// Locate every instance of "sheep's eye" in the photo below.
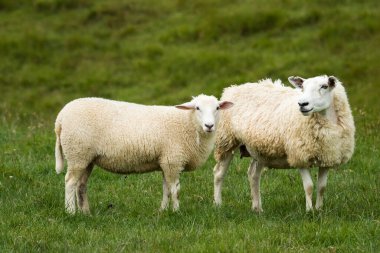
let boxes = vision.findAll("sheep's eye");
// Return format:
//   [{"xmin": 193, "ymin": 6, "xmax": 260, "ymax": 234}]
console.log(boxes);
[
  {"xmin": 196, "ymin": 106, "xmax": 200, "ymax": 110},
  {"xmin": 321, "ymin": 84, "xmax": 328, "ymax": 89},
  {"xmin": 216, "ymin": 106, "xmax": 220, "ymax": 110}
]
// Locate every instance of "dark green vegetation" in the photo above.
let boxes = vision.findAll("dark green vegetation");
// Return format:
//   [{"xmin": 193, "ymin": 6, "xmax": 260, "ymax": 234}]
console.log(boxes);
[{"xmin": 1, "ymin": 0, "xmax": 379, "ymax": 252}]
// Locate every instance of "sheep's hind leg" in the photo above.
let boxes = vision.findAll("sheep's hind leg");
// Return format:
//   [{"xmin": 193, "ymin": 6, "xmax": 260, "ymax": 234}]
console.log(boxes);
[
  {"xmin": 160, "ymin": 173, "xmax": 170, "ymax": 211},
  {"xmin": 65, "ymin": 167, "xmax": 84, "ymax": 214},
  {"xmin": 299, "ymin": 168, "xmax": 314, "ymax": 212},
  {"xmin": 316, "ymin": 167, "xmax": 329, "ymax": 210},
  {"xmin": 76, "ymin": 163, "xmax": 94, "ymax": 215},
  {"xmin": 247, "ymin": 160, "xmax": 263, "ymax": 213},
  {"xmin": 213, "ymin": 152, "xmax": 233, "ymax": 206}
]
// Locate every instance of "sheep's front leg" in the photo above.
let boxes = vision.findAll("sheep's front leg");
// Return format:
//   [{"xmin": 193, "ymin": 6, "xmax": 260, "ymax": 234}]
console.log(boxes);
[
  {"xmin": 247, "ymin": 160, "xmax": 263, "ymax": 213},
  {"xmin": 213, "ymin": 152, "xmax": 233, "ymax": 206},
  {"xmin": 161, "ymin": 165, "xmax": 181, "ymax": 212},
  {"xmin": 169, "ymin": 176, "xmax": 180, "ymax": 212},
  {"xmin": 160, "ymin": 174, "xmax": 170, "ymax": 211},
  {"xmin": 299, "ymin": 168, "xmax": 314, "ymax": 212},
  {"xmin": 316, "ymin": 167, "xmax": 329, "ymax": 210}
]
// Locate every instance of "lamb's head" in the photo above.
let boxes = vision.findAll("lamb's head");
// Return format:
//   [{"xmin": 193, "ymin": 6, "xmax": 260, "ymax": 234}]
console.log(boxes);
[
  {"xmin": 175, "ymin": 94, "xmax": 233, "ymax": 133},
  {"xmin": 288, "ymin": 75, "xmax": 338, "ymax": 116}
]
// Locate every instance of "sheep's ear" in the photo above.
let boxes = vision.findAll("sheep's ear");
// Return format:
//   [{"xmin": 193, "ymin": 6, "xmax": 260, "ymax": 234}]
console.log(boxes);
[
  {"xmin": 328, "ymin": 76, "xmax": 338, "ymax": 88},
  {"xmin": 218, "ymin": 101, "xmax": 234, "ymax": 110},
  {"xmin": 288, "ymin": 76, "xmax": 305, "ymax": 89},
  {"xmin": 175, "ymin": 102, "xmax": 195, "ymax": 110}
]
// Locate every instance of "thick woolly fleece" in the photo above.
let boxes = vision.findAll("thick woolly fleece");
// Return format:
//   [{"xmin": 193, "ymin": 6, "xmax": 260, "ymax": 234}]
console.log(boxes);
[
  {"xmin": 55, "ymin": 96, "xmax": 216, "ymax": 177},
  {"xmin": 215, "ymin": 79, "xmax": 355, "ymax": 168}
]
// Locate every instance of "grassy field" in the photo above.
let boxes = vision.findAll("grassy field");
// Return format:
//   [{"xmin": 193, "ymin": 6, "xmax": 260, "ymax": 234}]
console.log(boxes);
[{"xmin": 1, "ymin": 0, "xmax": 379, "ymax": 252}]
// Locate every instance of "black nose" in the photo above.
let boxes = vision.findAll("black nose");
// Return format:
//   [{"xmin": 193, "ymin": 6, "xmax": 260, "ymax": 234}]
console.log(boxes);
[
  {"xmin": 205, "ymin": 124, "xmax": 214, "ymax": 129},
  {"xmin": 298, "ymin": 102, "xmax": 309, "ymax": 107}
]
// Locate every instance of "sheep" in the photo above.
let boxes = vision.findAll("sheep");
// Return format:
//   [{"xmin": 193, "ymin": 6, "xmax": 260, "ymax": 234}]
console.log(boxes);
[
  {"xmin": 55, "ymin": 95, "xmax": 233, "ymax": 214},
  {"xmin": 213, "ymin": 75, "xmax": 355, "ymax": 212}
]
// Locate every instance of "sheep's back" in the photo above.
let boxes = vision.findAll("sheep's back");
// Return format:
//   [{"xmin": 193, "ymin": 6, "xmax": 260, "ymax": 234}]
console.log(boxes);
[
  {"xmin": 221, "ymin": 83, "xmax": 299, "ymax": 159},
  {"xmin": 57, "ymin": 98, "xmax": 187, "ymax": 170},
  {"xmin": 220, "ymin": 82, "xmax": 355, "ymax": 168}
]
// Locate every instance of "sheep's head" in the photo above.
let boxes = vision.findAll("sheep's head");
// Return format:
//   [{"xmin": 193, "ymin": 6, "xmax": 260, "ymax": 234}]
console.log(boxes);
[
  {"xmin": 175, "ymin": 94, "xmax": 233, "ymax": 133},
  {"xmin": 288, "ymin": 75, "xmax": 338, "ymax": 116}
]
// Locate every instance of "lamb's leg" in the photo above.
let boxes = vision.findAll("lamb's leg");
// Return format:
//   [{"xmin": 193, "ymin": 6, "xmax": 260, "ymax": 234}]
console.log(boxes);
[
  {"xmin": 247, "ymin": 160, "xmax": 263, "ymax": 213},
  {"xmin": 76, "ymin": 163, "xmax": 94, "ymax": 215},
  {"xmin": 316, "ymin": 167, "xmax": 329, "ymax": 210},
  {"xmin": 299, "ymin": 168, "xmax": 314, "ymax": 212},
  {"xmin": 169, "ymin": 176, "xmax": 180, "ymax": 212},
  {"xmin": 160, "ymin": 174, "xmax": 170, "ymax": 211},
  {"xmin": 65, "ymin": 168, "xmax": 83, "ymax": 214},
  {"xmin": 161, "ymin": 165, "xmax": 181, "ymax": 211},
  {"xmin": 213, "ymin": 152, "xmax": 233, "ymax": 206}
]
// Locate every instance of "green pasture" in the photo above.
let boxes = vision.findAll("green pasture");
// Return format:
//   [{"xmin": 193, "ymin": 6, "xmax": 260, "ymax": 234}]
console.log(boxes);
[{"xmin": 0, "ymin": 0, "xmax": 379, "ymax": 252}]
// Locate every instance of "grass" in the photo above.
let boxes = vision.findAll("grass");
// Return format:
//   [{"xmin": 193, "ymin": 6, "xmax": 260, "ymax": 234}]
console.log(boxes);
[{"xmin": 0, "ymin": 0, "xmax": 379, "ymax": 252}]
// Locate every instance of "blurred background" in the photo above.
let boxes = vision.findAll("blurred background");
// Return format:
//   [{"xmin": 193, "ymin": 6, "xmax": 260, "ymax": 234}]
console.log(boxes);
[{"xmin": 0, "ymin": 0, "xmax": 379, "ymax": 124}]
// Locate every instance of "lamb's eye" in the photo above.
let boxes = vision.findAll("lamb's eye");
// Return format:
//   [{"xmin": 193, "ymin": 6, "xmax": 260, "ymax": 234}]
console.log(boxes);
[
  {"xmin": 216, "ymin": 106, "xmax": 220, "ymax": 110},
  {"xmin": 196, "ymin": 106, "xmax": 200, "ymax": 110},
  {"xmin": 321, "ymin": 84, "xmax": 328, "ymax": 89}
]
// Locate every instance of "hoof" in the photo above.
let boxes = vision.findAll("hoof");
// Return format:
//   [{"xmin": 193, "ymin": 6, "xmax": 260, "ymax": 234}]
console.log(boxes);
[
  {"xmin": 252, "ymin": 206, "xmax": 263, "ymax": 213},
  {"xmin": 159, "ymin": 205, "xmax": 169, "ymax": 212},
  {"xmin": 315, "ymin": 206, "xmax": 323, "ymax": 211},
  {"xmin": 65, "ymin": 205, "xmax": 76, "ymax": 215},
  {"xmin": 214, "ymin": 200, "xmax": 222, "ymax": 207},
  {"xmin": 81, "ymin": 210, "xmax": 92, "ymax": 216}
]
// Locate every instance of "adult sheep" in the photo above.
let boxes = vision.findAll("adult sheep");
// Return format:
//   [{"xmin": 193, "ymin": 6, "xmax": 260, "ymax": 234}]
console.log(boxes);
[
  {"xmin": 55, "ymin": 95, "xmax": 233, "ymax": 214},
  {"xmin": 213, "ymin": 75, "xmax": 355, "ymax": 212}
]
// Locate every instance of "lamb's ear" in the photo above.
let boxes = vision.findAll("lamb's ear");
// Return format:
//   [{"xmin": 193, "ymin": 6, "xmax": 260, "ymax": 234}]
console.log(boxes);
[
  {"xmin": 288, "ymin": 76, "xmax": 305, "ymax": 89},
  {"xmin": 218, "ymin": 101, "xmax": 234, "ymax": 110},
  {"xmin": 328, "ymin": 76, "xmax": 338, "ymax": 88},
  {"xmin": 175, "ymin": 102, "xmax": 195, "ymax": 110}
]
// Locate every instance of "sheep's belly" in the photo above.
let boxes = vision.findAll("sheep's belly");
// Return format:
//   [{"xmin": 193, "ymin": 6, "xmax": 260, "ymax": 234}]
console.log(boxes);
[
  {"xmin": 258, "ymin": 156, "xmax": 290, "ymax": 169},
  {"xmin": 246, "ymin": 146, "xmax": 290, "ymax": 169},
  {"xmin": 183, "ymin": 164, "xmax": 197, "ymax": 172},
  {"xmin": 94, "ymin": 157, "xmax": 161, "ymax": 174}
]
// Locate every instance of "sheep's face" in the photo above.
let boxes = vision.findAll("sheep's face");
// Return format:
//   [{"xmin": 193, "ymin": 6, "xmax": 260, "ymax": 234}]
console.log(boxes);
[
  {"xmin": 288, "ymin": 75, "xmax": 338, "ymax": 116},
  {"xmin": 175, "ymin": 95, "xmax": 233, "ymax": 133}
]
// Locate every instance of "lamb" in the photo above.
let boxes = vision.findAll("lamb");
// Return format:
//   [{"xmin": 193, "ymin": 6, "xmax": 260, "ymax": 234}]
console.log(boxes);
[
  {"xmin": 213, "ymin": 75, "xmax": 355, "ymax": 212},
  {"xmin": 55, "ymin": 95, "xmax": 233, "ymax": 214}
]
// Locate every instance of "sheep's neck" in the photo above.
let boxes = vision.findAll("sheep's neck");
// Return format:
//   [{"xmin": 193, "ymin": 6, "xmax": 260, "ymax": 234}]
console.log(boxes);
[
  {"xmin": 197, "ymin": 130, "xmax": 215, "ymax": 144},
  {"xmin": 317, "ymin": 102, "xmax": 337, "ymax": 125},
  {"xmin": 196, "ymin": 129, "xmax": 216, "ymax": 153}
]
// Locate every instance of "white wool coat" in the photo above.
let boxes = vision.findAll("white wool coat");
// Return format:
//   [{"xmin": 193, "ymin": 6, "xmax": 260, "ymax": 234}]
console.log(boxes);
[
  {"xmin": 55, "ymin": 98, "xmax": 215, "ymax": 176},
  {"xmin": 215, "ymin": 79, "xmax": 355, "ymax": 168}
]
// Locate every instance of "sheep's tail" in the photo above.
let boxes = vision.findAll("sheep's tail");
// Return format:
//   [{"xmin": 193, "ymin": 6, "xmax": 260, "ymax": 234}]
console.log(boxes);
[{"xmin": 55, "ymin": 118, "xmax": 64, "ymax": 174}]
